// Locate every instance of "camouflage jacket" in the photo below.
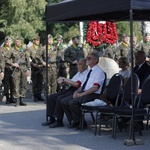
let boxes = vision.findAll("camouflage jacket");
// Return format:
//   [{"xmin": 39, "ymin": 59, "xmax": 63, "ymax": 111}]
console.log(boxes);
[
  {"xmin": 136, "ymin": 41, "xmax": 150, "ymax": 57},
  {"xmin": 0, "ymin": 50, "xmax": 5, "ymax": 72},
  {"xmin": 64, "ymin": 45, "xmax": 84, "ymax": 64},
  {"xmin": 27, "ymin": 44, "xmax": 44, "ymax": 67},
  {"xmin": 115, "ymin": 42, "xmax": 130, "ymax": 61},
  {"xmin": 5, "ymin": 46, "xmax": 30, "ymax": 71}
]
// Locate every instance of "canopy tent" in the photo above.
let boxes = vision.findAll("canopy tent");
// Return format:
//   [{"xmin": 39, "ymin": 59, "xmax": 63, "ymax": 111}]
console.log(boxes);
[
  {"xmin": 46, "ymin": 0, "xmax": 150, "ymax": 22},
  {"xmin": 45, "ymin": 0, "xmax": 150, "ymax": 142}
]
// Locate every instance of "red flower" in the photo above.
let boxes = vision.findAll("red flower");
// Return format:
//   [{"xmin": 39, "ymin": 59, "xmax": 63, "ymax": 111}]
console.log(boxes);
[{"xmin": 86, "ymin": 21, "xmax": 118, "ymax": 47}]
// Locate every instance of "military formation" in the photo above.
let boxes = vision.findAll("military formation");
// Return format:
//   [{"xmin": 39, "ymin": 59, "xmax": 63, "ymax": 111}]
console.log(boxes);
[
  {"xmin": 0, "ymin": 34, "xmax": 85, "ymax": 107},
  {"xmin": 104, "ymin": 33, "xmax": 150, "ymax": 63}
]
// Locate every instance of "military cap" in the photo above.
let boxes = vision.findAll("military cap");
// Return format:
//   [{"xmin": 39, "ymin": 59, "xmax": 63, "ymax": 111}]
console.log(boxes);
[
  {"xmin": 57, "ymin": 34, "xmax": 63, "ymax": 39},
  {"xmin": 144, "ymin": 33, "xmax": 150, "ymax": 36},
  {"xmin": 33, "ymin": 36, "xmax": 40, "ymax": 40},
  {"xmin": 72, "ymin": 35, "xmax": 80, "ymax": 40},
  {"xmin": 48, "ymin": 34, "xmax": 53, "ymax": 38},
  {"xmin": 122, "ymin": 33, "xmax": 129, "ymax": 38},
  {"xmin": 5, "ymin": 36, "xmax": 12, "ymax": 41}
]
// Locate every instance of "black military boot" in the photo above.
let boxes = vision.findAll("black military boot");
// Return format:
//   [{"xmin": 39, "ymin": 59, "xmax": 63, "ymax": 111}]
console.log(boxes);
[
  {"xmin": 5, "ymin": 94, "xmax": 10, "ymax": 104},
  {"xmin": 33, "ymin": 94, "xmax": 39, "ymax": 102},
  {"xmin": 9, "ymin": 96, "xmax": 16, "ymax": 103},
  {"xmin": 15, "ymin": 98, "xmax": 20, "ymax": 107},
  {"xmin": 37, "ymin": 94, "xmax": 45, "ymax": 101},
  {"xmin": 20, "ymin": 97, "xmax": 27, "ymax": 106}
]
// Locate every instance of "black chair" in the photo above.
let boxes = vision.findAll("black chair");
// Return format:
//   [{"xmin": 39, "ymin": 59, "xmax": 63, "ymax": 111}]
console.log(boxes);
[
  {"xmin": 80, "ymin": 72, "xmax": 107, "ymax": 133},
  {"xmin": 95, "ymin": 73, "xmax": 123, "ymax": 136},
  {"xmin": 113, "ymin": 74, "xmax": 146, "ymax": 139}
]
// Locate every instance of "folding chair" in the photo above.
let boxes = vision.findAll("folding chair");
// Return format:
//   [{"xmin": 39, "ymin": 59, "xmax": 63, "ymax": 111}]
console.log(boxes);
[
  {"xmin": 95, "ymin": 73, "xmax": 123, "ymax": 136},
  {"xmin": 80, "ymin": 72, "xmax": 107, "ymax": 133},
  {"xmin": 113, "ymin": 74, "xmax": 147, "ymax": 139}
]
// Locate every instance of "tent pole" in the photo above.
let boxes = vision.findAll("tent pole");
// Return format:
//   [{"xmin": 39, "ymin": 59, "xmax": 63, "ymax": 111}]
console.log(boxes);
[
  {"xmin": 129, "ymin": 8, "xmax": 135, "ymax": 142},
  {"xmin": 46, "ymin": 22, "xmax": 49, "ymax": 121}
]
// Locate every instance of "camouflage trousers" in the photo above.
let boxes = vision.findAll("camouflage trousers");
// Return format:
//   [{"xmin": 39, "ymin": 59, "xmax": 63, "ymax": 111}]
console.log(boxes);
[
  {"xmin": 43, "ymin": 64, "xmax": 57, "ymax": 95},
  {"xmin": 31, "ymin": 67, "xmax": 43, "ymax": 95},
  {"xmin": 2, "ymin": 68, "xmax": 13, "ymax": 98},
  {"xmin": 11, "ymin": 68, "xmax": 27, "ymax": 98}
]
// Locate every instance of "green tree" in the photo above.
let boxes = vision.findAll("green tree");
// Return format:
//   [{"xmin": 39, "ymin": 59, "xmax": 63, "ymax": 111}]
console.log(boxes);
[
  {"xmin": 0, "ymin": 0, "xmax": 46, "ymax": 41},
  {"xmin": 116, "ymin": 21, "xmax": 142, "ymax": 42}
]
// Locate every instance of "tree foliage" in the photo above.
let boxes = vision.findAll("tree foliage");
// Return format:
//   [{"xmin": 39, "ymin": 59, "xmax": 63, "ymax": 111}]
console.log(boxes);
[
  {"xmin": 0, "ymin": 0, "xmax": 46, "ymax": 41},
  {"xmin": 0, "ymin": 0, "xmax": 143, "ymax": 45}
]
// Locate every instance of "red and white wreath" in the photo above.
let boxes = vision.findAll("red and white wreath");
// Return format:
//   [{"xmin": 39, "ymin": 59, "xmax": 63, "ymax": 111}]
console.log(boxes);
[{"xmin": 86, "ymin": 21, "xmax": 118, "ymax": 47}]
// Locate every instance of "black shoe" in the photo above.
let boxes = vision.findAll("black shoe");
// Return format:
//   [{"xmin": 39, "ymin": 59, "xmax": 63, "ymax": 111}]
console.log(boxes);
[
  {"xmin": 49, "ymin": 121, "xmax": 64, "ymax": 128},
  {"xmin": 76, "ymin": 121, "xmax": 87, "ymax": 130},
  {"xmin": 68, "ymin": 122, "xmax": 79, "ymax": 128},
  {"xmin": 15, "ymin": 98, "xmax": 20, "ymax": 107},
  {"xmin": 34, "ymin": 96, "xmax": 39, "ymax": 102},
  {"xmin": 37, "ymin": 95, "xmax": 45, "ymax": 101},
  {"xmin": 42, "ymin": 120, "xmax": 55, "ymax": 126},
  {"xmin": 9, "ymin": 97, "xmax": 16, "ymax": 103}
]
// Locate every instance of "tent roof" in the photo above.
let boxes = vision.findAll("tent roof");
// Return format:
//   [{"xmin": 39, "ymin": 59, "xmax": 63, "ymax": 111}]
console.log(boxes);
[{"xmin": 46, "ymin": 0, "xmax": 150, "ymax": 22}]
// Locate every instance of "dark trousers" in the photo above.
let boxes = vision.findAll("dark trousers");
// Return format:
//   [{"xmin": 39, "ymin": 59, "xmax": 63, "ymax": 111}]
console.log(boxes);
[
  {"xmin": 46, "ymin": 89, "xmax": 75, "ymax": 120},
  {"xmin": 61, "ymin": 93, "xmax": 100, "ymax": 123}
]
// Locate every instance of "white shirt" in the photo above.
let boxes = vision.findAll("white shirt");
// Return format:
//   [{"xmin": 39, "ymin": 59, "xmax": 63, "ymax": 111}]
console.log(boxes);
[
  {"xmin": 119, "ymin": 69, "xmax": 131, "ymax": 79},
  {"xmin": 71, "ymin": 69, "xmax": 88, "ymax": 85},
  {"xmin": 81, "ymin": 65, "xmax": 105, "ymax": 94}
]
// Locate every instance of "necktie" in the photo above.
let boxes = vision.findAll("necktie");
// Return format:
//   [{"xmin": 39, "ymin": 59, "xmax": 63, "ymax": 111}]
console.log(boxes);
[
  {"xmin": 134, "ymin": 65, "xmax": 139, "ymax": 72},
  {"xmin": 81, "ymin": 69, "xmax": 92, "ymax": 91}
]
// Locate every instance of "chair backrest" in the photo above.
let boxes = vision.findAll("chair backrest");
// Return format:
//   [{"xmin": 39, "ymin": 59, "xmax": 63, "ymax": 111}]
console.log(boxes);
[
  {"xmin": 106, "ymin": 73, "xmax": 122, "ymax": 106},
  {"xmin": 139, "ymin": 75, "xmax": 150, "ymax": 106},
  {"xmin": 122, "ymin": 74, "xmax": 140, "ymax": 106},
  {"xmin": 99, "ymin": 72, "xmax": 107, "ymax": 95}
]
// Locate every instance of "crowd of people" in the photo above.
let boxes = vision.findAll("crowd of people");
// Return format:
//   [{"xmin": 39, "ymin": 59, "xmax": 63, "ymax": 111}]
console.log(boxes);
[{"xmin": 0, "ymin": 32, "xmax": 150, "ymax": 130}]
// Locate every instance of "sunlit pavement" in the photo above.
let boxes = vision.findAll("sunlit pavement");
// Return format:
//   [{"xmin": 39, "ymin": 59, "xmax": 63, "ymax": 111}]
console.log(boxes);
[{"xmin": 0, "ymin": 98, "xmax": 150, "ymax": 150}]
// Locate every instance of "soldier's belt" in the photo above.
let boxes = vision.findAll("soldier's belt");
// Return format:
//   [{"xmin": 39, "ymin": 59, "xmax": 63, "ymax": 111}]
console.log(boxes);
[
  {"xmin": 38, "ymin": 65, "xmax": 43, "ymax": 67},
  {"xmin": 48, "ymin": 61, "xmax": 56, "ymax": 64}
]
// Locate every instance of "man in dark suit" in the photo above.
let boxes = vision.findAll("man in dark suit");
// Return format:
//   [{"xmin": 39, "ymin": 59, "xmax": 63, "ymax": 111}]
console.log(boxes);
[
  {"xmin": 133, "ymin": 50, "xmax": 150, "ymax": 130},
  {"xmin": 134, "ymin": 50, "xmax": 150, "ymax": 90}
]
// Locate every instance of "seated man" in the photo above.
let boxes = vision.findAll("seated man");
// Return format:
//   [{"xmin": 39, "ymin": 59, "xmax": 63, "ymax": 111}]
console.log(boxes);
[
  {"xmin": 42, "ymin": 58, "xmax": 88, "ymax": 127},
  {"xmin": 61, "ymin": 52, "xmax": 105, "ymax": 129}
]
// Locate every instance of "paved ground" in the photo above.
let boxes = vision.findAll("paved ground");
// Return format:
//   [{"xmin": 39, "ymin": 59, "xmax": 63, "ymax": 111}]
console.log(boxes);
[{"xmin": 0, "ymin": 97, "xmax": 150, "ymax": 150}]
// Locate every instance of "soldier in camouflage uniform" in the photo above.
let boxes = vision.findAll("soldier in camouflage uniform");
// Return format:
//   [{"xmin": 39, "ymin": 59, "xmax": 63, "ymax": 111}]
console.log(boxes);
[
  {"xmin": 136, "ymin": 33, "xmax": 150, "ymax": 60},
  {"xmin": 115, "ymin": 34, "xmax": 130, "ymax": 62},
  {"xmin": 0, "ymin": 48, "xmax": 5, "ymax": 86},
  {"xmin": 39, "ymin": 34, "xmax": 57, "ymax": 95},
  {"xmin": 1, "ymin": 37, "xmax": 15, "ymax": 104},
  {"xmin": 5, "ymin": 38, "xmax": 31, "ymax": 106},
  {"xmin": 55, "ymin": 35, "xmax": 67, "ymax": 78},
  {"xmin": 27, "ymin": 36, "xmax": 44, "ymax": 101},
  {"xmin": 64, "ymin": 35, "xmax": 84, "ymax": 78}
]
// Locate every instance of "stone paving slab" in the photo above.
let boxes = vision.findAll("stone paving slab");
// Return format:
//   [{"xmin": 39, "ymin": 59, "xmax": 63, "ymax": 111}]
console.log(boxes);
[{"xmin": 0, "ymin": 99, "xmax": 150, "ymax": 150}]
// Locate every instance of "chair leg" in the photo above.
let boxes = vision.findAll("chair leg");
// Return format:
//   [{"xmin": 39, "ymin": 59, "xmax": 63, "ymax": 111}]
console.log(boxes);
[
  {"xmin": 112, "ymin": 114, "xmax": 115, "ymax": 138},
  {"xmin": 113, "ymin": 115, "xmax": 117, "ymax": 139},
  {"xmin": 81, "ymin": 110, "xmax": 85, "ymax": 131},
  {"xmin": 146, "ymin": 115, "xmax": 149, "ymax": 130},
  {"xmin": 129, "ymin": 119, "xmax": 132, "ymax": 139},
  {"xmin": 46, "ymin": 115, "xmax": 49, "ymax": 121},
  {"xmin": 94, "ymin": 111, "xmax": 99, "ymax": 135},
  {"xmin": 90, "ymin": 112, "xmax": 95, "ymax": 124},
  {"xmin": 98, "ymin": 112, "xmax": 102, "ymax": 136}
]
